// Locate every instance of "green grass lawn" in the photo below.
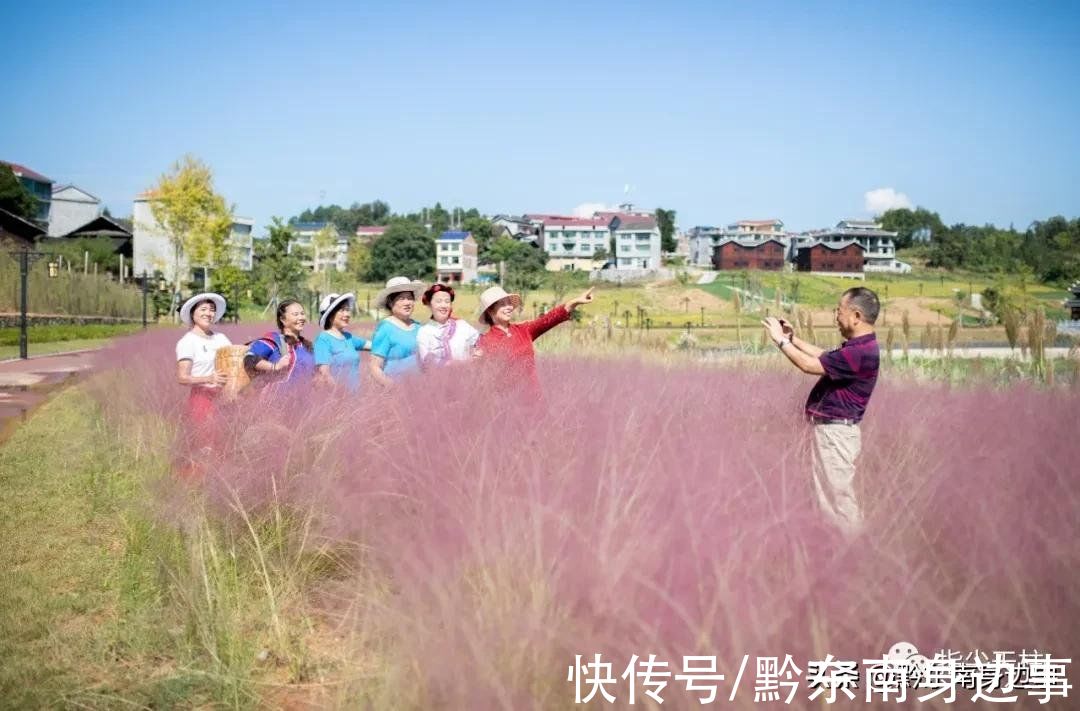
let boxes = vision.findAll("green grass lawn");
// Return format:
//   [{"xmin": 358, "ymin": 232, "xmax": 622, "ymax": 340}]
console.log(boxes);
[
  {"xmin": 0, "ymin": 323, "xmax": 143, "ymax": 347},
  {"xmin": 698, "ymin": 268, "xmax": 1066, "ymax": 309},
  {"xmin": 0, "ymin": 338, "xmax": 116, "ymax": 361}
]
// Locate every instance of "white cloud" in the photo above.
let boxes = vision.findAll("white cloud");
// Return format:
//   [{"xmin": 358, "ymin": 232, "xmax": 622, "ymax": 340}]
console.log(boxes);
[
  {"xmin": 864, "ymin": 187, "xmax": 913, "ymax": 214},
  {"xmin": 572, "ymin": 202, "xmax": 616, "ymax": 218}
]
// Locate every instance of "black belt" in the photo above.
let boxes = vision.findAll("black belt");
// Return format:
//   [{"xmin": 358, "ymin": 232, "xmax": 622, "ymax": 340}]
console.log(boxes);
[{"xmin": 809, "ymin": 415, "xmax": 858, "ymax": 426}]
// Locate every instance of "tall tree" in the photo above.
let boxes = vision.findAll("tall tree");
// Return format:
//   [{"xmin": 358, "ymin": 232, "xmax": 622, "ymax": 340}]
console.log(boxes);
[
  {"xmin": 346, "ymin": 240, "xmax": 372, "ymax": 281},
  {"xmin": 0, "ymin": 164, "xmax": 37, "ymax": 221},
  {"xmin": 879, "ymin": 207, "xmax": 946, "ymax": 249},
  {"xmin": 254, "ymin": 217, "xmax": 307, "ymax": 302},
  {"xmin": 488, "ymin": 237, "xmax": 548, "ymax": 293},
  {"xmin": 655, "ymin": 207, "xmax": 677, "ymax": 253},
  {"xmin": 147, "ymin": 155, "xmax": 233, "ymax": 295},
  {"xmin": 368, "ymin": 220, "xmax": 435, "ymax": 281},
  {"xmin": 462, "ymin": 216, "xmax": 495, "ymax": 262},
  {"xmin": 428, "ymin": 202, "xmax": 450, "ymax": 235}
]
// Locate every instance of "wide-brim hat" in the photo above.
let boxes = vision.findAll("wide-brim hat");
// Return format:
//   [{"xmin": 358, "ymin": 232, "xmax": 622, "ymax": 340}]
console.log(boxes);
[
  {"xmin": 180, "ymin": 292, "xmax": 226, "ymax": 326},
  {"xmin": 319, "ymin": 292, "xmax": 356, "ymax": 330},
  {"xmin": 477, "ymin": 286, "xmax": 522, "ymax": 323},
  {"xmin": 376, "ymin": 276, "xmax": 425, "ymax": 310}
]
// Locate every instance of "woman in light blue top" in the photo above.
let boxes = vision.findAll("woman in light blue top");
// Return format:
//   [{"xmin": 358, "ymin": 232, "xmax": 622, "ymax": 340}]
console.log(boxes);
[
  {"xmin": 314, "ymin": 292, "xmax": 370, "ymax": 392},
  {"xmin": 370, "ymin": 276, "xmax": 425, "ymax": 386}
]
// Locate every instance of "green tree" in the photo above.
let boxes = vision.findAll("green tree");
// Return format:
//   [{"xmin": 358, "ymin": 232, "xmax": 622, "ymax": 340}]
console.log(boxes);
[
  {"xmin": 428, "ymin": 203, "xmax": 450, "ymax": 235},
  {"xmin": 346, "ymin": 240, "xmax": 372, "ymax": 281},
  {"xmin": 368, "ymin": 220, "xmax": 435, "ymax": 281},
  {"xmin": 312, "ymin": 224, "xmax": 339, "ymax": 274},
  {"xmin": 212, "ymin": 264, "xmax": 252, "ymax": 319},
  {"xmin": 0, "ymin": 164, "xmax": 37, "ymax": 221},
  {"xmin": 592, "ymin": 246, "xmax": 610, "ymax": 264},
  {"xmin": 38, "ymin": 236, "xmax": 119, "ymax": 274},
  {"xmin": 488, "ymin": 237, "xmax": 548, "ymax": 293},
  {"xmin": 147, "ymin": 155, "xmax": 233, "ymax": 296},
  {"xmin": 879, "ymin": 207, "xmax": 946, "ymax": 248},
  {"xmin": 656, "ymin": 207, "xmax": 678, "ymax": 253},
  {"xmin": 253, "ymin": 217, "xmax": 307, "ymax": 303},
  {"xmin": 462, "ymin": 216, "xmax": 495, "ymax": 262}
]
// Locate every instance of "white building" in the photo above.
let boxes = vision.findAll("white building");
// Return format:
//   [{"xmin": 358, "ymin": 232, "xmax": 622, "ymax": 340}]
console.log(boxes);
[
  {"xmin": 436, "ymin": 230, "xmax": 479, "ymax": 283},
  {"xmin": 133, "ymin": 192, "xmax": 256, "ymax": 282},
  {"xmin": 610, "ymin": 212, "xmax": 661, "ymax": 270},
  {"xmin": 801, "ymin": 219, "xmax": 911, "ymax": 273},
  {"xmin": 688, "ymin": 226, "xmax": 723, "ymax": 266},
  {"xmin": 48, "ymin": 185, "xmax": 101, "ymax": 237},
  {"xmin": 230, "ymin": 217, "xmax": 255, "ymax": 271},
  {"xmin": 288, "ymin": 222, "xmax": 344, "ymax": 271},
  {"xmin": 533, "ymin": 215, "xmax": 612, "ymax": 272}
]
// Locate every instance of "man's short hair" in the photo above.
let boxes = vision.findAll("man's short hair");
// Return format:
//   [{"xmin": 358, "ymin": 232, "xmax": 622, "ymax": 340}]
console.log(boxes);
[{"xmin": 842, "ymin": 287, "xmax": 880, "ymax": 324}]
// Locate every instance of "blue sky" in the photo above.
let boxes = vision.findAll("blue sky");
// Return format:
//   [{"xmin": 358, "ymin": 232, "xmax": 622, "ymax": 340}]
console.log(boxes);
[{"xmin": 3, "ymin": 0, "xmax": 1078, "ymax": 233}]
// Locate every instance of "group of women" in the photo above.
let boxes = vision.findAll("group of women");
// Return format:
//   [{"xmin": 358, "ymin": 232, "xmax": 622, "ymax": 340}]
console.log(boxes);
[{"xmin": 174, "ymin": 276, "xmax": 595, "ymax": 422}]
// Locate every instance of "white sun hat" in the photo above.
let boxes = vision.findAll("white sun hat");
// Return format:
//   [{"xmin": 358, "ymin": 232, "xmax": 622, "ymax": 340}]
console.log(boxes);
[
  {"xmin": 179, "ymin": 292, "xmax": 227, "ymax": 326},
  {"xmin": 319, "ymin": 292, "xmax": 356, "ymax": 330},
  {"xmin": 476, "ymin": 286, "xmax": 522, "ymax": 324},
  {"xmin": 375, "ymin": 276, "xmax": 425, "ymax": 310}
]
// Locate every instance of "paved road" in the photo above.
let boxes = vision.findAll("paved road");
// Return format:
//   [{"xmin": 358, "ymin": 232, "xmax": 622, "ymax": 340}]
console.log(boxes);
[{"xmin": 0, "ymin": 350, "xmax": 98, "ymax": 445}]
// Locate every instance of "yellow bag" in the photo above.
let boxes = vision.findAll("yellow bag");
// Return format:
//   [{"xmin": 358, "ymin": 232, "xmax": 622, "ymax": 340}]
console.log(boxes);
[{"xmin": 214, "ymin": 345, "xmax": 251, "ymax": 401}]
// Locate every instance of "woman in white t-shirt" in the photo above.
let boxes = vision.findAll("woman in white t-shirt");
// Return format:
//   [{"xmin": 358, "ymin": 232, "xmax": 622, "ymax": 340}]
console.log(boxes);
[
  {"xmin": 175, "ymin": 292, "xmax": 231, "ymax": 423},
  {"xmin": 416, "ymin": 283, "xmax": 480, "ymax": 369}
]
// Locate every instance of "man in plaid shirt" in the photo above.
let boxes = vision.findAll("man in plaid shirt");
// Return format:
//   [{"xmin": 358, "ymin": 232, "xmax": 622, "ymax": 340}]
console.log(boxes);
[{"xmin": 763, "ymin": 287, "xmax": 881, "ymax": 535}]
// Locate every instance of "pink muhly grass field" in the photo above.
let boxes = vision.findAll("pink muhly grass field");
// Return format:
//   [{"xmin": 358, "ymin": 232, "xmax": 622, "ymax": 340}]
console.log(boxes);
[{"xmin": 92, "ymin": 328, "xmax": 1080, "ymax": 708}]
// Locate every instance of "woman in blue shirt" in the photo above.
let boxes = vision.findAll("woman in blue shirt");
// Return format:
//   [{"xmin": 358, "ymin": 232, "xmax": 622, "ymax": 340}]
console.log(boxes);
[
  {"xmin": 314, "ymin": 292, "xmax": 370, "ymax": 392},
  {"xmin": 369, "ymin": 276, "xmax": 425, "ymax": 386},
  {"xmin": 244, "ymin": 299, "xmax": 316, "ymax": 388}
]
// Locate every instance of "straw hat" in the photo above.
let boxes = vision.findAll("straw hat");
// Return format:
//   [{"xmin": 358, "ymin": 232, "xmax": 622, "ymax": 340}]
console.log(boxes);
[
  {"xmin": 375, "ymin": 276, "xmax": 425, "ymax": 310},
  {"xmin": 477, "ymin": 286, "xmax": 522, "ymax": 324},
  {"xmin": 179, "ymin": 292, "xmax": 226, "ymax": 326},
  {"xmin": 318, "ymin": 292, "xmax": 356, "ymax": 330}
]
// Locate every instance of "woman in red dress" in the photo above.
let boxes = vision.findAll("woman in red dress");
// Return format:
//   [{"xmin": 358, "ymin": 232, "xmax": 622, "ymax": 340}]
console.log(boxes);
[{"xmin": 475, "ymin": 285, "xmax": 594, "ymax": 398}]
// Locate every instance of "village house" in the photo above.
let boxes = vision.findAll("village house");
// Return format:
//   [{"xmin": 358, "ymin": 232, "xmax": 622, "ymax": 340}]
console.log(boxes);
[
  {"xmin": 794, "ymin": 240, "xmax": 866, "ymax": 276},
  {"xmin": 354, "ymin": 225, "xmax": 389, "ymax": 246},
  {"xmin": 534, "ymin": 215, "xmax": 613, "ymax": 272},
  {"xmin": 801, "ymin": 219, "xmax": 910, "ymax": 273},
  {"xmin": 435, "ymin": 230, "xmax": 478, "ymax": 283},
  {"xmin": 288, "ymin": 221, "xmax": 344, "ymax": 271},
  {"xmin": 712, "ymin": 237, "xmax": 787, "ymax": 271},
  {"xmin": 48, "ymin": 185, "xmax": 101, "ymax": 236}
]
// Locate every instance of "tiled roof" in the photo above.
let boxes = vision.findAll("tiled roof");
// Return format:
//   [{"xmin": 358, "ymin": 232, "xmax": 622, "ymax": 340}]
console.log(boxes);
[
  {"xmin": 799, "ymin": 239, "xmax": 865, "ymax": 252},
  {"xmin": 716, "ymin": 237, "xmax": 787, "ymax": 249},
  {"xmin": 614, "ymin": 214, "xmax": 657, "ymax": 230},
  {"xmin": 0, "ymin": 160, "xmax": 52, "ymax": 184},
  {"xmin": 438, "ymin": 230, "xmax": 471, "ymax": 241},
  {"xmin": 544, "ymin": 218, "xmax": 611, "ymax": 228},
  {"xmin": 355, "ymin": 225, "xmax": 389, "ymax": 235}
]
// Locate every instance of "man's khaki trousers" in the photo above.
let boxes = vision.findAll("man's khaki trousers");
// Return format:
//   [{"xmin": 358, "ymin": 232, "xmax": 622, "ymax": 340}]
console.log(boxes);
[{"xmin": 811, "ymin": 423, "xmax": 863, "ymax": 535}]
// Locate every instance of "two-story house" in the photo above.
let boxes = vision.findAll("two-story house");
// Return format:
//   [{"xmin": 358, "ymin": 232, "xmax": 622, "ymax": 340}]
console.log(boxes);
[{"xmin": 436, "ymin": 230, "xmax": 478, "ymax": 283}]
